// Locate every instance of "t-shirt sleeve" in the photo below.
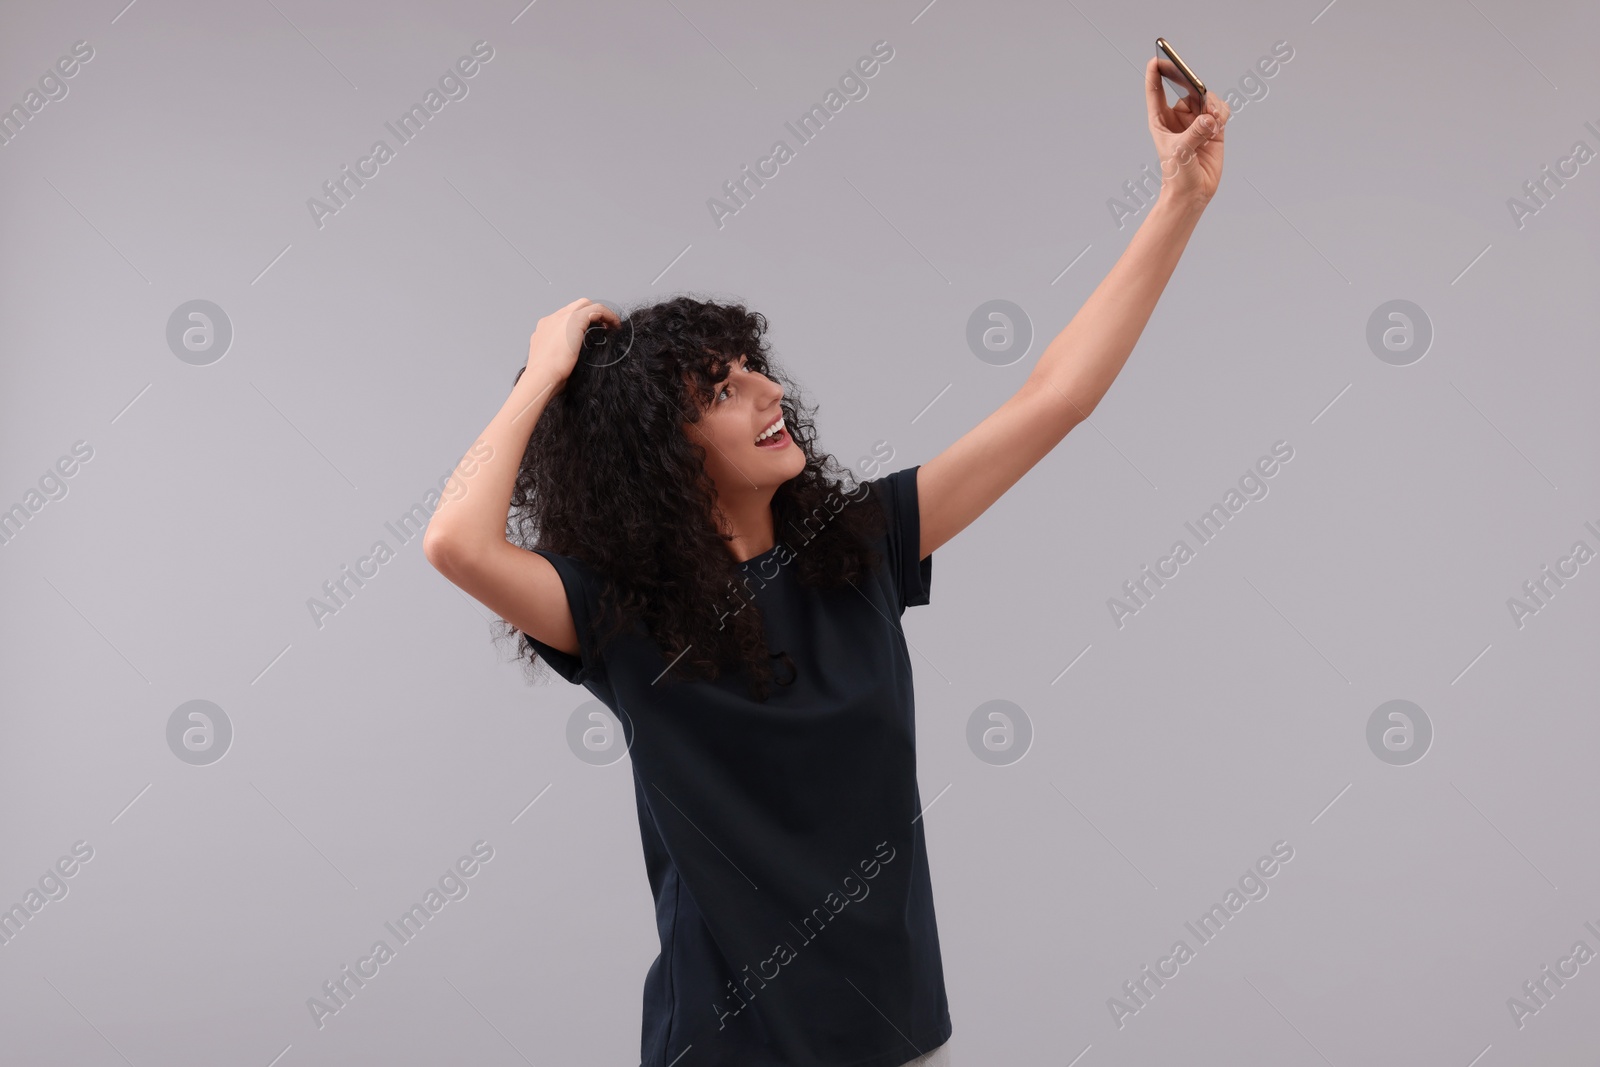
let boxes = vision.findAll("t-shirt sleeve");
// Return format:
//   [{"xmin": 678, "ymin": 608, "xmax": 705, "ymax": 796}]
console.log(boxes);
[
  {"xmin": 868, "ymin": 464, "xmax": 933, "ymax": 613},
  {"xmin": 520, "ymin": 549, "xmax": 607, "ymax": 685}
]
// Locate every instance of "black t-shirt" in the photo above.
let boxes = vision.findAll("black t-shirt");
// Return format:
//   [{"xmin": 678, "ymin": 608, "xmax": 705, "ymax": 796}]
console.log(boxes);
[{"xmin": 524, "ymin": 465, "xmax": 951, "ymax": 1067}]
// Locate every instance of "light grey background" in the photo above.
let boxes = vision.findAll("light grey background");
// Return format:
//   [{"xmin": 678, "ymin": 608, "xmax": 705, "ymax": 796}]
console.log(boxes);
[{"xmin": 3, "ymin": 0, "xmax": 1597, "ymax": 1064}]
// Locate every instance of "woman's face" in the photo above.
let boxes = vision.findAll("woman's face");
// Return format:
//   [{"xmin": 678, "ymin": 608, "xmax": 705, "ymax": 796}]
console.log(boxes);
[{"xmin": 686, "ymin": 354, "xmax": 806, "ymax": 496}]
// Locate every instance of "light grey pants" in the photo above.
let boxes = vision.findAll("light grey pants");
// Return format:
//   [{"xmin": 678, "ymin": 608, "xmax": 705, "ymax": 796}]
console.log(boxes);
[{"xmin": 901, "ymin": 1041, "xmax": 952, "ymax": 1066}]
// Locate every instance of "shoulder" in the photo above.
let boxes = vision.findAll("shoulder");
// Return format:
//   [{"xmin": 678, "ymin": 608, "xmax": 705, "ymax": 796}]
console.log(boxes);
[{"xmin": 863, "ymin": 465, "xmax": 921, "ymax": 528}]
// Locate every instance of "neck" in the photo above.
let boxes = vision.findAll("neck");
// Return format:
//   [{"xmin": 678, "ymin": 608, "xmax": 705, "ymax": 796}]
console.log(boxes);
[{"xmin": 715, "ymin": 492, "xmax": 778, "ymax": 563}]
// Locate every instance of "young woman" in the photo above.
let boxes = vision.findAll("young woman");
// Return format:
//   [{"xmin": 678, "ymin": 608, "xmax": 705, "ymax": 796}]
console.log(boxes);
[{"xmin": 424, "ymin": 58, "xmax": 1226, "ymax": 1067}]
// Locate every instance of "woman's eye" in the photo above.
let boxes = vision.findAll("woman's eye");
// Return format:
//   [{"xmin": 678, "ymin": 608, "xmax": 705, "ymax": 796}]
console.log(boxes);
[{"xmin": 716, "ymin": 384, "xmax": 731, "ymax": 402}]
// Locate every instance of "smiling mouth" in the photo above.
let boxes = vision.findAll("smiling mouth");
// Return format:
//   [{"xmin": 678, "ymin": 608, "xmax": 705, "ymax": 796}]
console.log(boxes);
[{"xmin": 755, "ymin": 417, "xmax": 789, "ymax": 448}]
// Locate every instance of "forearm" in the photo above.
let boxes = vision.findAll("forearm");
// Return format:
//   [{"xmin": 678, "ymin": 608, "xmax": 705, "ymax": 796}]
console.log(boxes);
[
  {"xmin": 423, "ymin": 367, "xmax": 564, "ymax": 560},
  {"xmin": 1026, "ymin": 191, "xmax": 1207, "ymax": 420}
]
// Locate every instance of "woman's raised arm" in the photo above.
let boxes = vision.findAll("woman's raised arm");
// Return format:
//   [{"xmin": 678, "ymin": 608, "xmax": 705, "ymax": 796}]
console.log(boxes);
[
  {"xmin": 916, "ymin": 59, "xmax": 1231, "ymax": 560},
  {"xmin": 423, "ymin": 298, "xmax": 618, "ymax": 655}
]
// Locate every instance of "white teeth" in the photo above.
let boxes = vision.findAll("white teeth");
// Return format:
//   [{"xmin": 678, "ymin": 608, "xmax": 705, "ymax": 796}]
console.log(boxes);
[{"xmin": 756, "ymin": 417, "xmax": 785, "ymax": 443}]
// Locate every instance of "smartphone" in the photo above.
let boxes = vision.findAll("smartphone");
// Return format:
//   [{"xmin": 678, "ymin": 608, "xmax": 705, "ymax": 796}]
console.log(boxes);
[{"xmin": 1155, "ymin": 37, "xmax": 1206, "ymax": 108}]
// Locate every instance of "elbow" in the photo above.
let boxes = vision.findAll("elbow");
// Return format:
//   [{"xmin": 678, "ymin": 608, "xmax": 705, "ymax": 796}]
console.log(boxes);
[
  {"xmin": 1059, "ymin": 384, "xmax": 1099, "ymax": 425},
  {"xmin": 425, "ymin": 525, "xmax": 505, "ymax": 578},
  {"xmin": 422, "ymin": 527, "xmax": 459, "ymax": 575},
  {"xmin": 1025, "ymin": 376, "xmax": 1095, "ymax": 430}
]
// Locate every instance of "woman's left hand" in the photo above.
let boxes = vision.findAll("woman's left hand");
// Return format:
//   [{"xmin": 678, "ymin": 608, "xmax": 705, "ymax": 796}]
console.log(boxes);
[{"xmin": 1145, "ymin": 56, "xmax": 1229, "ymax": 209}]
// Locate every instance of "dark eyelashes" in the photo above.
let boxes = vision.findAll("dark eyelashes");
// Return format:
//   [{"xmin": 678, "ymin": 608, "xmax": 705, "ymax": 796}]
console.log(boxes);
[{"xmin": 711, "ymin": 358, "xmax": 763, "ymax": 403}]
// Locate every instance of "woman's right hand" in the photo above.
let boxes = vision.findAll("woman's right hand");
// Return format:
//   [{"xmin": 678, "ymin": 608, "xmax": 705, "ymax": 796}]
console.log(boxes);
[{"xmin": 526, "ymin": 298, "xmax": 622, "ymax": 395}]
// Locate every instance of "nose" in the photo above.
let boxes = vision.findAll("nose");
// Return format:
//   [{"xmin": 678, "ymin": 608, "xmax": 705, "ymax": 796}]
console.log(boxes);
[{"xmin": 742, "ymin": 365, "xmax": 782, "ymax": 407}]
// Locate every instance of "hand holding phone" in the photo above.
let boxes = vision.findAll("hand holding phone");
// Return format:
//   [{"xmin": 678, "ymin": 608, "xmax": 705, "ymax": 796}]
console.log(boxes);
[{"xmin": 1146, "ymin": 38, "xmax": 1229, "ymax": 208}]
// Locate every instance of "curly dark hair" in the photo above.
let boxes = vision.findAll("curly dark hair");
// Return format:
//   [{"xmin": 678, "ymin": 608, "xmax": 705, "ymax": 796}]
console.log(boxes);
[{"xmin": 498, "ymin": 294, "xmax": 888, "ymax": 700}]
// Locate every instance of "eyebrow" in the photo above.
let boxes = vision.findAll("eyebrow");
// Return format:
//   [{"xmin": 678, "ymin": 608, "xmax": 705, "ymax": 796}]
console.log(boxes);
[{"xmin": 709, "ymin": 354, "xmax": 751, "ymax": 395}]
